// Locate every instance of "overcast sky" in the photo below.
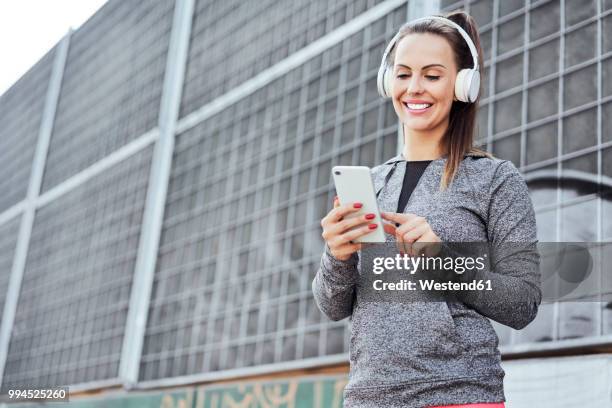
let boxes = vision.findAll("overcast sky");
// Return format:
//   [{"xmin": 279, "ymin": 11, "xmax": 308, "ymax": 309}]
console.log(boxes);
[{"xmin": 0, "ymin": 0, "xmax": 108, "ymax": 95}]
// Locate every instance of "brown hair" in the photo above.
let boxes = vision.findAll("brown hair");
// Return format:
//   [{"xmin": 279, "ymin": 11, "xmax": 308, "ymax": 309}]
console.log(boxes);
[{"xmin": 388, "ymin": 11, "xmax": 491, "ymax": 190}]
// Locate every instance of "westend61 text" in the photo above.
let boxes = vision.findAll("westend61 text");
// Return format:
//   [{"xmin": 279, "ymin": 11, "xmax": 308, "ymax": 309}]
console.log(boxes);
[{"xmin": 373, "ymin": 279, "xmax": 493, "ymax": 291}]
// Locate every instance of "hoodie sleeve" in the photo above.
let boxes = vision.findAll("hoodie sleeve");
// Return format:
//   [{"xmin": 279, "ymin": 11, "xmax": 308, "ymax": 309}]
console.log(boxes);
[
  {"xmin": 440, "ymin": 160, "xmax": 542, "ymax": 330},
  {"xmin": 311, "ymin": 243, "xmax": 359, "ymax": 321}
]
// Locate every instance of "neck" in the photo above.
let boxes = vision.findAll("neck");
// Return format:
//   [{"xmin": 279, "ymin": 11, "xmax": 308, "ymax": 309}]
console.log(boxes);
[{"xmin": 401, "ymin": 122, "xmax": 447, "ymax": 161}]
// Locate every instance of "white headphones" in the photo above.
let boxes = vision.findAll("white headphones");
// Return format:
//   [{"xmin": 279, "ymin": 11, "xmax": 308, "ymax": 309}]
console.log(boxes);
[{"xmin": 377, "ymin": 15, "xmax": 481, "ymax": 103}]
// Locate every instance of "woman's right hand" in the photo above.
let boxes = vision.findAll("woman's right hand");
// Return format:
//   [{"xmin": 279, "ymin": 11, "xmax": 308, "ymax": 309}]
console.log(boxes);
[{"xmin": 320, "ymin": 196, "xmax": 379, "ymax": 261}]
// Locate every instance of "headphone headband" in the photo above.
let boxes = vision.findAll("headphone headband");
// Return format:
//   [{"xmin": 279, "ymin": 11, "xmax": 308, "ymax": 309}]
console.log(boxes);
[
  {"xmin": 381, "ymin": 16, "xmax": 479, "ymax": 73},
  {"xmin": 407, "ymin": 16, "xmax": 479, "ymax": 71}
]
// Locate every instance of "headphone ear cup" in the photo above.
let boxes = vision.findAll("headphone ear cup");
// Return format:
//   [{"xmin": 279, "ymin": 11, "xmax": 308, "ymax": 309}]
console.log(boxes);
[
  {"xmin": 455, "ymin": 69, "xmax": 480, "ymax": 103},
  {"xmin": 377, "ymin": 64, "xmax": 392, "ymax": 99},
  {"xmin": 467, "ymin": 70, "xmax": 480, "ymax": 102},
  {"xmin": 377, "ymin": 63, "xmax": 386, "ymax": 98},
  {"xmin": 383, "ymin": 67, "xmax": 392, "ymax": 98},
  {"xmin": 454, "ymin": 69, "xmax": 468, "ymax": 102}
]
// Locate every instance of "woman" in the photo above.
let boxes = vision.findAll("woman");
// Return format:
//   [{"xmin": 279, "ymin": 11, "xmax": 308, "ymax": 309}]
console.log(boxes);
[{"xmin": 312, "ymin": 11, "xmax": 541, "ymax": 408}]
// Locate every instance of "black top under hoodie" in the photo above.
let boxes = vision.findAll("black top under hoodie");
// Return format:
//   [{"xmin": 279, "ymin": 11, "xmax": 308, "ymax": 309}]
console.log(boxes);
[{"xmin": 397, "ymin": 160, "xmax": 432, "ymax": 213}]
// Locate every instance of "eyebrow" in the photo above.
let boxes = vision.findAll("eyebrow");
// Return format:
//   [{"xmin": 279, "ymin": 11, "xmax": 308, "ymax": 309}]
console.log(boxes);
[{"xmin": 395, "ymin": 63, "xmax": 447, "ymax": 70}]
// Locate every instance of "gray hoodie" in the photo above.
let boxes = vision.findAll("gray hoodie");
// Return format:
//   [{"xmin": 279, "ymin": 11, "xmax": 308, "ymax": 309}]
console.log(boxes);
[{"xmin": 312, "ymin": 153, "xmax": 541, "ymax": 407}]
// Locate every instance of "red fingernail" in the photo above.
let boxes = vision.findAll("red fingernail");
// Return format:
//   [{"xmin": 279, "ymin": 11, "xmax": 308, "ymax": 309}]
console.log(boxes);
[
  {"xmin": 365, "ymin": 213, "xmax": 375, "ymax": 219},
  {"xmin": 368, "ymin": 223, "xmax": 377, "ymax": 229},
  {"xmin": 354, "ymin": 202, "xmax": 362, "ymax": 208}
]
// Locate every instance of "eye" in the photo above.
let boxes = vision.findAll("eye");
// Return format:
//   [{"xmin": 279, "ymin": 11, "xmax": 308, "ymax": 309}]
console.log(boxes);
[
  {"xmin": 396, "ymin": 73, "xmax": 410, "ymax": 79},
  {"xmin": 425, "ymin": 75, "xmax": 440, "ymax": 81}
]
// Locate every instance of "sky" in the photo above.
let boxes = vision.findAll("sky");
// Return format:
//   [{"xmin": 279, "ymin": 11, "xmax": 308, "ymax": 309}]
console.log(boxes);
[{"xmin": 0, "ymin": 0, "xmax": 108, "ymax": 96}]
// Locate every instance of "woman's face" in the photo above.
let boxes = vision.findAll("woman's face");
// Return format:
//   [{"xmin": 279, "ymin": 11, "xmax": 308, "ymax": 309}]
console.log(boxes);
[{"xmin": 391, "ymin": 33, "xmax": 457, "ymax": 134}]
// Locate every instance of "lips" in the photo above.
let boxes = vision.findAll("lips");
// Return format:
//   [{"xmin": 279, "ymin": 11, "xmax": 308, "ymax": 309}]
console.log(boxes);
[
  {"xmin": 405, "ymin": 102, "xmax": 431, "ymax": 109},
  {"xmin": 402, "ymin": 100, "xmax": 433, "ymax": 113}
]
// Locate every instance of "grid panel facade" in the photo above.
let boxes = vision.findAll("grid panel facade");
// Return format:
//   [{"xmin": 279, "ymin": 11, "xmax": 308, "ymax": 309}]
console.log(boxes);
[
  {"xmin": 0, "ymin": 217, "xmax": 21, "ymax": 324},
  {"xmin": 179, "ymin": 0, "xmax": 389, "ymax": 118},
  {"xmin": 139, "ymin": 3, "xmax": 408, "ymax": 381},
  {"xmin": 0, "ymin": 0, "xmax": 608, "ymax": 393},
  {"xmin": 1, "ymin": 147, "xmax": 153, "ymax": 391},
  {"xmin": 0, "ymin": 48, "xmax": 54, "ymax": 213},
  {"xmin": 441, "ymin": 0, "xmax": 611, "ymax": 347},
  {"xmin": 41, "ymin": 0, "xmax": 175, "ymax": 193}
]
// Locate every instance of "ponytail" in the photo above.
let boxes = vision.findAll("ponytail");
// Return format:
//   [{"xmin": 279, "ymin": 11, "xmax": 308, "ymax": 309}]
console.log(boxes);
[{"xmin": 440, "ymin": 11, "xmax": 490, "ymax": 190}]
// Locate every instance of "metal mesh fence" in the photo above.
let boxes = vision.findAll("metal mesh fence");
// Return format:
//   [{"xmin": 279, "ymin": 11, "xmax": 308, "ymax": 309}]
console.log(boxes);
[
  {"xmin": 139, "ymin": 2, "xmax": 408, "ymax": 381},
  {"xmin": 0, "ymin": 47, "xmax": 55, "ymax": 213},
  {"xmin": 1, "ymin": 147, "xmax": 152, "ymax": 391},
  {"xmin": 0, "ymin": 0, "xmax": 611, "ymax": 392},
  {"xmin": 41, "ymin": 0, "xmax": 174, "ymax": 192},
  {"xmin": 0, "ymin": 218, "xmax": 21, "ymax": 327},
  {"xmin": 441, "ymin": 0, "xmax": 612, "ymax": 346},
  {"xmin": 179, "ymin": 0, "xmax": 389, "ymax": 118}
]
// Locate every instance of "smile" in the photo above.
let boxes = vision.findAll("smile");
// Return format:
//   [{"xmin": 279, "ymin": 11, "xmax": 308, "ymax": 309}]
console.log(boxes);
[{"xmin": 402, "ymin": 102, "xmax": 433, "ymax": 113}]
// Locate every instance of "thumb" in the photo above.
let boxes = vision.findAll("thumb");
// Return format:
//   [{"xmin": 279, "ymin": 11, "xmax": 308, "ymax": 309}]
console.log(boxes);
[{"xmin": 383, "ymin": 222, "xmax": 396, "ymax": 235}]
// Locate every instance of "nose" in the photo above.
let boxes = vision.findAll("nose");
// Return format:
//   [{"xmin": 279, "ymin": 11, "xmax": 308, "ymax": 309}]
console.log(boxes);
[{"xmin": 407, "ymin": 75, "xmax": 424, "ymax": 95}]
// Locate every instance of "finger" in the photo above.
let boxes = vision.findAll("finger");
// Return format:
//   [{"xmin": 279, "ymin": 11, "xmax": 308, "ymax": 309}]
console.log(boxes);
[
  {"xmin": 382, "ymin": 222, "xmax": 396, "ymax": 235},
  {"xmin": 395, "ymin": 216, "xmax": 426, "ymax": 238},
  {"xmin": 340, "ymin": 223, "xmax": 380, "ymax": 243},
  {"xmin": 417, "ymin": 232, "xmax": 442, "ymax": 257},
  {"xmin": 396, "ymin": 228, "xmax": 410, "ymax": 255},
  {"xmin": 329, "ymin": 202, "xmax": 364, "ymax": 222},
  {"xmin": 398, "ymin": 239, "xmax": 412, "ymax": 256},
  {"xmin": 328, "ymin": 241, "xmax": 362, "ymax": 260},
  {"xmin": 417, "ymin": 230, "xmax": 440, "ymax": 243},
  {"xmin": 322, "ymin": 202, "xmax": 358, "ymax": 227},
  {"xmin": 411, "ymin": 241, "xmax": 428, "ymax": 257},
  {"xmin": 380, "ymin": 211, "xmax": 416, "ymax": 225},
  {"xmin": 401, "ymin": 223, "xmax": 429, "ymax": 244},
  {"xmin": 402, "ymin": 223, "xmax": 431, "ymax": 255},
  {"xmin": 333, "ymin": 195, "xmax": 340, "ymax": 209},
  {"xmin": 330, "ymin": 212, "xmax": 377, "ymax": 237}
]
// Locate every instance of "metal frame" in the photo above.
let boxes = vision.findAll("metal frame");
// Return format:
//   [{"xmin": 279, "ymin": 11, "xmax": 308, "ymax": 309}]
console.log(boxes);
[
  {"xmin": 552, "ymin": 0, "xmax": 565, "ymax": 344},
  {"xmin": 136, "ymin": 0, "xmax": 412, "ymax": 389},
  {"xmin": 119, "ymin": 0, "xmax": 195, "ymax": 387},
  {"xmin": 0, "ymin": 203, "xmax": 26, "ymax": 229},
  {"xmin": 131, "ymin": 353, "xmax": 349, "ymax": 390},
  {"xmin": 0, "ymin": 31, "xmax": 71, "ymax": 386},
  {"xmin": 131, "ymin": 0, "xmax": 612, "ymax": 390},
  {"xmin": 176, "ymin": 0, "xmax": 408, "ymax": 136},
  {"xmin": 37, "ymin": 129, "xmax": 159, "ymax": 209}
]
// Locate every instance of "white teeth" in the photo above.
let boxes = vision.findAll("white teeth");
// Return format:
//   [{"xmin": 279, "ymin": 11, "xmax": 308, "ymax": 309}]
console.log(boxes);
[{"xmin": 406, "ymin": 103, "xmax": 431, "ymax": 109}]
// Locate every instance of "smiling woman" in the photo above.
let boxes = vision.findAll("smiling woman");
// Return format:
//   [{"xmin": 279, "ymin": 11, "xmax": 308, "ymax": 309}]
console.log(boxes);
[
  {"xmin": 385, "ymin": 13, "xmax": 486, "ymax": 190},
  {"xmin": 314, "ymin": 11, "xmax": 540, "ymax": 408}
]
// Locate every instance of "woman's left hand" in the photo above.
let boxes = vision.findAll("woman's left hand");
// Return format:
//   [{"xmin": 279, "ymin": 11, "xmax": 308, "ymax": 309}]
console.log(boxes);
[{"xmin": 381, "ymin": 212, "xmax": 441, "ymax": 257}]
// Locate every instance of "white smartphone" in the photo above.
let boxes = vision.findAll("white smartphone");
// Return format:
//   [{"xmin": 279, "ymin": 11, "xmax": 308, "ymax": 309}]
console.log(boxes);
[{"xmin": 332, "ymin": 166, "xmax": 385, "ymax": 243}]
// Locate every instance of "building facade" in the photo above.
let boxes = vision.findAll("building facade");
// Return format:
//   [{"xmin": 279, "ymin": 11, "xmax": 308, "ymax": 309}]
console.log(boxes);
[{"xmin": 0, "ymin": 0, "xmax": 611, "ymax": 406}]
